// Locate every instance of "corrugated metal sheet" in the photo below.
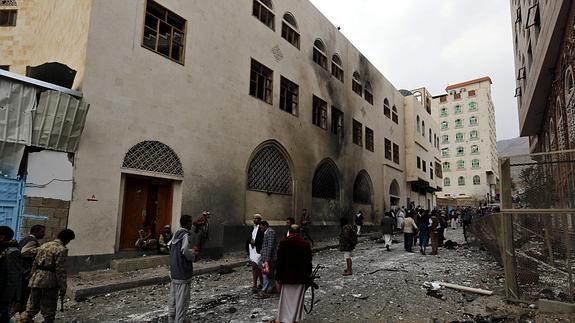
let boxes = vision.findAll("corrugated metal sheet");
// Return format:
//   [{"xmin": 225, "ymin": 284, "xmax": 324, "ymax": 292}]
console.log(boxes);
[
  {"xmin": 31, "ymin": 91, "xmax": 89, "ymax": 152},
  {"xmin": 0, "ymin": 77, "xmax": 35, "ymax": 145},
  {"xmin": 0, "ymin": 142, "xmax": 25, "ymax": 178}
]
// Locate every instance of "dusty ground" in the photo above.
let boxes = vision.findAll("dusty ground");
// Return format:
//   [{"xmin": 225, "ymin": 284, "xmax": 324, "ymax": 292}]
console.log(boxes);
[{"xmin": 26, "ymin": 228, "xmax": 572, "ymax": 322}]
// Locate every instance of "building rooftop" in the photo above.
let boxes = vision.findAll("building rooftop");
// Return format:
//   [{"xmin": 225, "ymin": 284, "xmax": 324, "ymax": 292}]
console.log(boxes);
[{"xmin": 445, "ymin": 76, "xmax": 492, "ymax": 91}]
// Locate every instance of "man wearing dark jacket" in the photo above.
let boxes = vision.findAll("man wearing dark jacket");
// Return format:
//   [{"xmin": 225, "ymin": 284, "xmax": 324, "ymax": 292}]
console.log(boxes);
[
  {"xmin": 339, "ymin": 217, "xmax": 358, "ymax": 275},
  {"xmin": 0, "ymin": 226, "xmax": 23, "ymax": 323},
  {"xmin": 381, "ymin": 212, "xmax": 394, "ymax": 251},
  {"xmin": 275, "ymin": 225, "xmax": 312, "ymax": 323},
  {"xmin": 18, "ymin": 225, "xmax": 45, "ymax": 313},
  {"xmin": 167, "ymin": 215, "xmax": 197, "ymax": 323}
]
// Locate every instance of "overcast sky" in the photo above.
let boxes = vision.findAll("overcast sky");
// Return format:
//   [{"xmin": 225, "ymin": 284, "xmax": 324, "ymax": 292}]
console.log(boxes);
[{"xmin": 309, "ymin": 0, "xmax": 519, "ymax": 140}]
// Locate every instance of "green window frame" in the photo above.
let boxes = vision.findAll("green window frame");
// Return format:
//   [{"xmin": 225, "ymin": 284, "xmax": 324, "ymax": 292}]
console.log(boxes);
[
  {"xmin": 444, "ymin": 177, "xmax": 451, "ymax": 186},
  {"xmin": 454, "ymin": 105, "xmax": 462, "ymax": 114},
  {"xmin": 472, "ymin": 159, "xmax": 480, "ymax": 169},
  {"xmin": 471, "ymin": 145, "xmax": 479, "ymax": 154},
  {"xmin": 469, "ymin": 116, "xmax": 478, "ymax": 126},
  {"xmin": 469, "ymin": 102, "xmax": 478, "ymax": 111},
  {"xmin": 440, "ymin": 107, "xmax": 448, "ymax": 117},
  {"xmin": 457, "ymin": 160, "xmax": 465, "ymax": 170},
  {"xmin": 456, "ymin": 147, "xmax": 464, "ymax": 156},
  {"xmin": 456, "ymin": 132, "xmax": 464, "ymax": 142},
  {"xmin": 441, "ymin": 121, "xmax": 448, "ymax": 130},
  {"xmin": 458, "ymin": 176, "xmax": 465, "ymax": 186},
  {"xmin": 443, "ymin": 162, "xmax": 450, "ymax": 172},
  {"xmin": 455, "ymin": 119, "xmax": 463, "ymax": 128},
  {"xmin": 441, "ymin": 148, "xmax": 449, "ymax": 158},
  {"xmin": 473, "ymin": 175, "xmax": 481, "ymax": 185},
  {"xmin": 441, "ymin": 135, "xmax": 449, "ymax": 144},
  {"xmin": 470, "ymin": 130, "xmax": 479, "ymax": 140}
]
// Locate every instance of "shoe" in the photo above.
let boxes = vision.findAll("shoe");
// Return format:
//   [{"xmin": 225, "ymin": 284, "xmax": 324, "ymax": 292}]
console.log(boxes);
[
  {"xmin": 256, "ymin": 292, "xmax": 272, "ymax": 299},
  {"xmin": 386, "ymin": 246, "xmax": 391, "ymax": 251},
  {"xmin": 251, "ymin": 287, "xmax": 259, "ymax": 294},
  {"xmin": 342, "ymin": 271, "xmax": 352, "ymax": 276}
]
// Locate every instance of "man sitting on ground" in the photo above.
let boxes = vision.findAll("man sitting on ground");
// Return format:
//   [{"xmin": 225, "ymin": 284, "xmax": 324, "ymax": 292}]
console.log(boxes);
[{"xmin": 158, "ymin": 225, "xmax": 172, "ymax": 255}]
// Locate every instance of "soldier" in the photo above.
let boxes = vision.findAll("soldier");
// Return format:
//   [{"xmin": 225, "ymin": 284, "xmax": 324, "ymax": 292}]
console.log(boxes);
[
  {"xmin": 19, "ymin": 229, "xmax": 75, "ymax": 323},
  {"xmin": 18, "ymin": 225, "xmax": 46, "ymax": 313}
]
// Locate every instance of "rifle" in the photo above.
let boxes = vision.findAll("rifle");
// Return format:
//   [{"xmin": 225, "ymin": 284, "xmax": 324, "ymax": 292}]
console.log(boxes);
[{"xmin": 59, "ymin": 294, "xmax": 64, "ymax": 312}]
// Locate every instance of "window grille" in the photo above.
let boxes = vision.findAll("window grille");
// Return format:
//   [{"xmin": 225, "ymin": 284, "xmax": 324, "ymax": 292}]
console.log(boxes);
[
  {"xmin": 312, "ymin": 161, "xmax": 339, "ymax": 200},
  {"xmin": 353, "ymin": 172, "xmax": 371, "ymax": 204},
  {"xmin": 0, "ymin": 0, "xmax": 16, "ymax": 6},
  {"xmin": 247, "ymin": 145, "xmax": 292, "ymax": 194},
  {"xmin": 122, "ymin": 141, "xmax": 183, "ymax": 176}
]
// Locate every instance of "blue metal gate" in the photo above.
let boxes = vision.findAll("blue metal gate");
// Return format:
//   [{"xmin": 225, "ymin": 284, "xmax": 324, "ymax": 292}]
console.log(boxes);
[{"xmin": 0, "ymin": 177, "xmax": 25, "ymax": 238}]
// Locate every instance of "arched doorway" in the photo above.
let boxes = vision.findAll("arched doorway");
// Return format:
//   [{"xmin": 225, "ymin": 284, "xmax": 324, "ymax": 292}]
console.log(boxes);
[
  {"xmin": 311, "ymin": 159, "xmax": 340, "ymax": 222},
  {"xmin": 389, "ymin": 179, "xmax": 400, "ymax": 210},
  {"xmin": 245, "ymin": 141, "xmax": 293, "ymax": 222},
  {"xmin": 119, "ymin": 141, "xmax": 183, "ymax": 250},
  {"xmin": 352, "ymin": 170, "xmax": 373, "ymax": 222}
]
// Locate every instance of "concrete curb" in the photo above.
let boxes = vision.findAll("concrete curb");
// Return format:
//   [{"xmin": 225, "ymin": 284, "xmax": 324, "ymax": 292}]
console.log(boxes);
[{"xmin": 70, "ymin": 235, "xmax": 375, "ymax": 301}]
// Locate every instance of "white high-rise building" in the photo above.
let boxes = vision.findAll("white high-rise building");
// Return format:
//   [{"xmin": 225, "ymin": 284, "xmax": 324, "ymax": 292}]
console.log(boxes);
[{"xmin": 432, "ymin": 77, "xmax": 499, "ymax": 203}]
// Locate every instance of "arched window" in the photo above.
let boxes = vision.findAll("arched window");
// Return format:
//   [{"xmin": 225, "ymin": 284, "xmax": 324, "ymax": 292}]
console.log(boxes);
[
  {"xmin": 312, "ymin": 160, "xmax": 339, "ymax": 200},
  {"xmin": 443, "ymin": 162, "xmax": 450, "ymax": 172},
  {"xmin": 469, "ymin": 102, "xmax": 478, "ymax": 111},
  {"xmin": 565, "ymin": 65, "xmax": 574, "ymax": 104},
  {"xmin": 331, "ymin": 54, "xmax": 344, "ymax": 82},
  {"xmin": 313, "ymin": 39, "xmax": 327, "ymax": 69},
  {"xmin": 455, "ymin": 118, "xmax": 463, "ymax": 128},
  {"xmin": 456, "ymin": 132, "xmax": 464, "ymax": 142},
  {"xmin": 457, "ymin": 160, "xmax": 465, "ymax": 170},
  {"xmin": 441, "ymin": 148, "xmax": 449, "ymax": 158},
  {"xmin": 384, "ymin": 98, "xmax": 391, "ymax": 118},
  {"xmin": 457, "ymin": 147, "xmax": 465, "ymax": 156},
  {"xmin": 472, "ymin": 159, "xmax": 480, "ymax": 169},
  {"xmin": 458, "ymin": 176, "xmax": 465, "ymax": 186},
  {"xmin": 473, "ymin": 175, "xmax": 481, "ymax": 185},
  {"xmin": 353, "ymin": 171, "xmax": 372, "ymax": 204},
  {"xmin": 247, "ymin": 144, "xmax": 292, "ymax": 194},
  {"xmin": 440, "ymin": 107, "xmax": 448, "ymax": 117},
  {"xmin": 392, "ymin": 105, "xmax": 398, "ymax": 124},
  {"xmin": 422, "ymin": 120, "xmax": 426, "ymax": 136},
  {"xmin": 470, "ymin": 130, "xmax": 479, "ymax": 140},
  {"xmin": 454, "ymin": 105, "xmax": 462, "ymax": 114},
  {"xmin": 364, "ymin": 81, "xmax": 374, "ymax": 105},
  {"xmin": 352, "ymin": 71, "xmax": 362, "ymax": 96},
  {"xmin": 416, "ymin": 115, "xmax": 421, "ymax": 133},
  {"xmin": 471, "ymin": 145, "xmax": 479, "ymax": 154},
  {"xmin": 281, "ymin": 13, "xmax": 299, "ymax": 48},
  {"xmin": 122, "ymin": 140, "xmax": 183, "ymax": 177},
  {"xmin": 441, "ymin": 121, "xmax": 448, "ymax": 130},
  {"xmin": 253, "ymin": 0, "xmax": 275, "ymax": 30},
  {"xmin": 389, "ymin": 180, "xmax": 400, "ymax": 197},
  {"xmin": 469, "ymin": 116, "xmax": 478, "ymax": 126},
  {"xmin": 444, "ymin": 177, "xmax": 451, "ymax": 186}
]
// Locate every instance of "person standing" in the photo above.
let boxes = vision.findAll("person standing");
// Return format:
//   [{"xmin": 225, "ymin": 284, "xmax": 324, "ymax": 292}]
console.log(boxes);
[
  {"xmin": 285, "ymin": 217, "xmax": 296, "ymax": 238},
  {"xmin": 19, "ymin": 229, "xmax": 75, "ymax": 323},
  {"xmin": 381, "ymin": 212, "xmax": 394, "ymax": 251},
  {"xmin": 401, "ymin": 214, "xmax": 418, "ymax": 253},
  {"xmin": 275, "ymin": 225, "xmax": 312, "ymax": 323},
  {"xmin": 339, "ymin": 217, "xmax": 358, "ymax": 276},
  {"xmin": 17, "ymin": 225, "xmax": 45, "ymax": 313},
  {"xmin": 246, "ymin": 214, "xmax": 264, "ymax": 293},
  {"xmin": 299, "ymin": 209, "xmax": 314, "ymax": 246},
  {"xmin": 429, "ymin": 211, "xmax": 441, "ymax": 255},
  {"xmin": 258, "ymin": 221, "xmax": 278, "ymax": 297},
  {"xmin": 354, "ymin": 211, "xmax": 364, "ymax": 235},
  {"xmin": 1, "ymin": 226, "xmax": 23, "ymax": 323},
  {"xmin": 396, "ymin": 207, "xmax": 406, "ymax": 233},
  {"xmin": 191, "ymin": 211, "xmax": 210, "ymax": 259},
  {"xmin": 158, "ymin": 225, "xmax": 173, "ymax": 255},
  {"xmin": 462, "ymin": 208, "xmax": 474, "ymax": 242},
  {"xmin": 417, "ymin": 212, "xmax": 430, "ymax": 255},
  {"xmin": 167, "ymin": 215, "xmax": 197, "ymax": 323}
]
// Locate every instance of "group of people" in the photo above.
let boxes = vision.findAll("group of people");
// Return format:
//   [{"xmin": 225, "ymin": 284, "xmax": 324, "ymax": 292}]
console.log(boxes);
[
  {"xmin": 135, "ymin": 211, "xmax": 211, "ymax": 260},
  {"xmin": 0, "ymin": 225, "xmax": 75, "ymax": 323}
]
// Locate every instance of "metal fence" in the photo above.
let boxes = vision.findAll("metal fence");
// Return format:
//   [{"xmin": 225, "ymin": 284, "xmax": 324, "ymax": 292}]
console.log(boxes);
[{"xmin": 470, "ymin": 150, "xmax": 575, "ymax": 303}]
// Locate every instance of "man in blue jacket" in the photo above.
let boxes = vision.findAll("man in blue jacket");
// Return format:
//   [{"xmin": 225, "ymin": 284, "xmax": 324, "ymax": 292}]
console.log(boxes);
[{"xmin": 167, "ymin": 215, "xmax": 197, "ymax": 323}]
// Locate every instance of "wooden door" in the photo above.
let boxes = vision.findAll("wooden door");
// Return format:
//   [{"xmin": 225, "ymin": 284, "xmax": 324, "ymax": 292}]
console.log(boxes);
[
  {"xmin": 155, "ymin": 183, "xmax": 173, "ymax": 236},
  {"xmin": 120, "ymin": 177, "xmax": 149, "ymax": 250}
]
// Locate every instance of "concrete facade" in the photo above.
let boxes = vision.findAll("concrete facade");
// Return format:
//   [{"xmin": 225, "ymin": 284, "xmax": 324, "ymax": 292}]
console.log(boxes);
[
  {"xmin": 432, "ymin": 78, "xmax": 499, "ymax": 202},
  {"xmin": 3, "ymin": 0, "xmax": 436, "ymax": 259},
  {"xmin": 510, "ymin": 0, "xmax": 575, "ymax": 153},
  {"xmin": 403, "ymin": 88, "xmax": 442, "ymax": 210}
]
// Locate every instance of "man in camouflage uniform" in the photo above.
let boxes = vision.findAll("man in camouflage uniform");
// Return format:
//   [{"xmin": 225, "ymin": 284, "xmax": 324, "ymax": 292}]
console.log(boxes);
[
  {"xmin": 17, "ymin": 225, "xmax": 46, "ymax": 313},
  {"xmin": 19, "ymin": 229, "xmax": 75, "ymax": 323}
]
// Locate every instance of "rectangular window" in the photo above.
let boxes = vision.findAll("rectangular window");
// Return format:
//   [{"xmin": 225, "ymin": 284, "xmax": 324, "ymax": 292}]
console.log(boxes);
[
  {"xmin": 280, "ymin": 76, "xmax": 298, "ymax": 116},
  {"xmin": 393, "ymin": 143, "xmax": 399, "ymax": 164},
  {"xmin": 468, "ymin": 90, "xmax": 476, "ymax": 97},
  {"xmin": 384, "ymin": 106, "xmax": 391, "ymax": 118},
  {"xmin": 0, "ymin": 9, "xmax": 17, "ymax": 26},
  {"xmin": 312, "ymin": 95, "xmax": 328, "ymax": 130},
  {"xmin": 454, "ymin": 93, "xmax": 461, "ymax": 100},
  {"xmin": 253, "ymin": 0, "xmax": 274, "ymax": 30},
  {"xmin": 142, "ymin": 0, "xmax": 186, "ymax": 64},
  {"xmin": 250, "ymin": 59, "xmax": 273, "ymax": 104},
  {"xmin": 364, "ymin": 91, "xmax": 373, "ymax": 105},
  {"xmin": 422, "ymin": 160, "xmax": 427, "ymax": 173},
  {"xmin": 392, "ymin": 112, "xmax": 398, "ymax": 124},
  {"xmin": 353, "ymin": 120, "xmax": 362, "ymax": 146},
  {"xmin": 365, "ymin": 127, "xmax": 374, "ymax": 152},
  {"xmin": 384, "ymin": 138, "xmax": 392, "ymax": 160},
  {"xmin": 0, "ymin": 65, "xmax": 9, "ymax": 71},
  {"xmin": 331, "ymin": 107, "xmax": 344, "ymax": 137},
  {"xmin": 439, "ymin": 96, "xmax": 447, "ymax": 103},
  {"xmin": 416, "ymin": 156, "xmax": 421, "ymax": 169},
  {"xmin": 435, "ymin": 162, "xmax": 443, "ymax": 179}
]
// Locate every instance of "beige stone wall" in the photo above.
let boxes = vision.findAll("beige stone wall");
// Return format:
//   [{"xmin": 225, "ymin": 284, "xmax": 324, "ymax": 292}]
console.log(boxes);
[
  {"xmin": 0, "ymin": 0, "xmax": 91, "ymax": 90},
  {"xmin": 21, "ymin": 196, "xmax": 69, "ymax": 241},
  {"xmin": 64, "ymin": 0, "xmax": 409, "ymax": 256}
]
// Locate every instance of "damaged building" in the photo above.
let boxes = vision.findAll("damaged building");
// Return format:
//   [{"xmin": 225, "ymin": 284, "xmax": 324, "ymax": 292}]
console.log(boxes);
[{"xmin": 0, "ymin": 0, "xmax": 442, "ymax": 269}]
